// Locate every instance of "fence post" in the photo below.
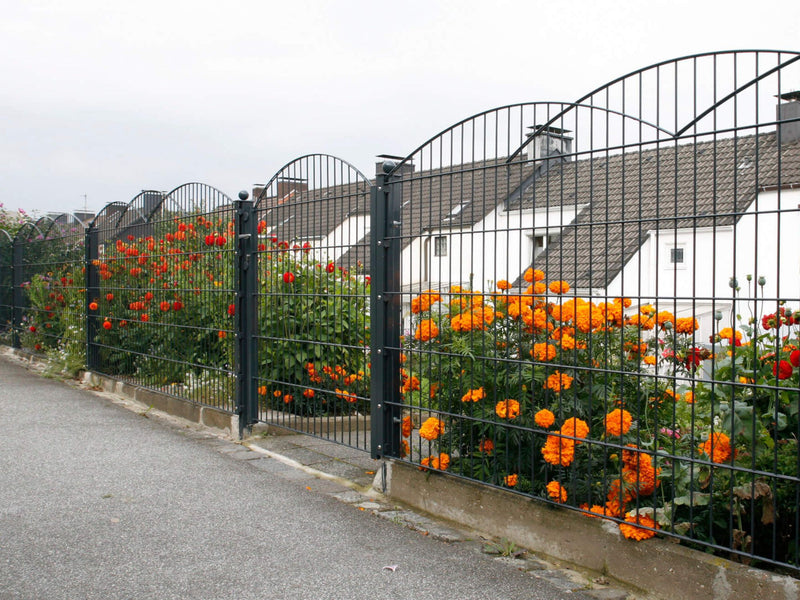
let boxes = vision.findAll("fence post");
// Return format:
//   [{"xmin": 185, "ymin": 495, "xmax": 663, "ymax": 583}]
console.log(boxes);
[
  {"xmin": 11, "ymin": 238, "xmax": 23, "ymax": 349},
  {"xmin": 235, "ymin": 191, "xmax": 258, "ymax": 438},
  {"xmin": 85, "ymin": 224, "xmax": 99, "ymax": 370},
  {"xmin": 370, "ymin": 163, "xmax": 403, "ymax": 460}
]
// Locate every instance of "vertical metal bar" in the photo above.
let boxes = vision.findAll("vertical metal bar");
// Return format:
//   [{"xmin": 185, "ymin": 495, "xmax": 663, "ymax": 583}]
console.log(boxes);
[
  {"xmin": 11, "ymin": 238, "xmax": 23, "ymax": 349},
  {"xmin": 85, "ymin": 224, "xmax": 99, "ymax": 370},
  {"xmin": 370, "ymin": 165, "xmax": 402, "ymax": 460},
  {"xmin": 235, "ymin": 191, "xmax": 258, "ymax": 438}
]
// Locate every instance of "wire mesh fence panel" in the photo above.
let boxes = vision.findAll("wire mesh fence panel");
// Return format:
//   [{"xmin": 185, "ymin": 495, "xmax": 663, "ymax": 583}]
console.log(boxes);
[
  {"xmin": 0, "ymin": 230, "xmax": 13, "ymax": 345},
  {"xmin": 254, "ymin": 155, "xmax": 372, "ymax": 450},
  {"xmin": 13, "ymin": 215, "xmax": 87, "ymax": 367},
  {"xmin": 381, "ymin": 51, "xmax": 800, "ymax": 572},
  {"xmin": 88, "ymin": 185, "xmax": 237, "ymax": 411}
]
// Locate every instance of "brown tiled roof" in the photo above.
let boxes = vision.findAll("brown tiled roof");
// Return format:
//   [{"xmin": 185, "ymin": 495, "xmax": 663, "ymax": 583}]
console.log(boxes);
[{"xmin": 519, "ymin": 133, "xmax": 800, "ymax": 289}]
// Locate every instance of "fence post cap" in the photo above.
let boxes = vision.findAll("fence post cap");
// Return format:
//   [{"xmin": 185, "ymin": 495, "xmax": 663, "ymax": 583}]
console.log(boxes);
[{"xmin": 238, "ymin": 190, "xmax": 250, "ymax": 201}]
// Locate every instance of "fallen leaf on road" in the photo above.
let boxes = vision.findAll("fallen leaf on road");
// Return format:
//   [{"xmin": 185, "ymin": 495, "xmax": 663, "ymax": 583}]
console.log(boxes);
[{"xmin": 382, "ymin": 565, "xmax": 398, "ymax": 572}]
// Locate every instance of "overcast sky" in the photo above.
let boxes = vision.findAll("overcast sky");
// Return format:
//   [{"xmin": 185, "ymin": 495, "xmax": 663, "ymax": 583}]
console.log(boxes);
[{"xmin": 2, "ymin": 0, "xmax": 799, "ymax": 216}]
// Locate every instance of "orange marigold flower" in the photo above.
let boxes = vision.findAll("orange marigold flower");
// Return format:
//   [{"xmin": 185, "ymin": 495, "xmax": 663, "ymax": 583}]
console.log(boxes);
[
  {"xmin": 414, "ymin": 319, "xmax": 439, "ymax": 341},
  {"xmin": 257, "ymin": 385, "xmax": 267, "ymax": 396},
  {"xmin": 583, "ymin": 504, "xmax": 614, "ymax": 519},
  {"xmin": 683, "ymin": 391, "xmax": 695, "ymax": 404},
  {"xmin": 544, "ymin": 371, "xmax": 573, "ymax": 392},
  {"xmin": 604, "ymin": 409, "xmax": 633, "ymax": 437},
  {"xmin": 400, "ymin": 440, "xmax": 410, "ymax": 458},
  {"xmin": 497, "ymin": 279, "xmax": 512, "ymax": 290},
  {"xmin": 642, "ymin": 355, "xmax": 657, "ymax": 365},
  {"xmin": 534, "ymin": 408, "xmax": 556, "ymax": 429},
  {"xmin": 402, "ymin": 415, "xmax": 414, "ymax": 438},
  {"xmin": 548, "ymin": 280, "xmax": 570, "ymax": 294},
  {"xmin": 561, "ymin": 417, "xmax": 589, "ymax": 440},
  {"xmin": 495, "ymin": 399, "xmax": 520, "ymax": 419},
  {"xmin": 479, "ymin": 439, "xmax": 494, "ymax": 454},
  {"xmin": 419, "ymin": 417, "xmax": 445, "ymax": 441},
  {"xmin": 546, "ymin": 480, "xmax": 567, "ymax": 503},
  {"xmin": 504, "ymin": 473, "xmax": 518, "ymax": 487},
  {"xmin": 699, "ymin": 432, "xmax": 732, "ymax": 463},
  {"xmin": 718, "ymin": 327, "xmax": 742, "ymax": 344},
  {"xmin": 401, "ymin": 375, "xmax": 421, "ymax": 394},
  {"xmin": 302, "ymin": 388, "xmax": 315, "ymax": 398},
  {"xmin": 524, "ymin": 268, "xmax": 546, "ymax": 283},
  {"xmin": 411, "ymin": 290, "xmax": 441, "ymax": 314},
  {"xmin": 675, "ymin": 317, "xmax": 700, "ymax": 334},
  {"xmin": 461, "ymin": 387, "xmax": 486, "ymax": 403},
  {"xmin": 619, "ymin": 513, "xmax": 659, "ymax": 541},
  {"xmin": 541, "ymin": 435, "xmax": 575, "ymax": 467},
  {"xmin": 531, "ymin": 342, "xmax": 557, "ymax": 362},
  {"xmin": 102, "ymin": 320, "xmax": 112, "ymax": 330},
  {"xmin": 88, "ymin": 301, "xmax": 99, "ymax": 311}
]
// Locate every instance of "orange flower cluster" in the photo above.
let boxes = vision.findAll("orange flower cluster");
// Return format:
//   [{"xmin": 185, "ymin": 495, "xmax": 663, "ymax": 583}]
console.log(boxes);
[
  {"xmin": 335, "ymin": 389, "xmax": 358, "ymax": 403},
  {"xmin": 411, "ymin": 290, "xmax": 441, "ymax": 314},
  {"xmin": 419, "ymin": 417, "xmax": 445, "ymax": 441},
  {"xmin": 544, "ymin": 371, "xmax": 573, "ymax": 392},
  {"xmin": 461, "ymin": 387, "xmax": 486, "ymax": 403},
  {"xmin": 675, "ymin": 317, "xmax": 700, "ymax": 334},
  {"xmin": 420, "ymin": 452, "xmax": 450, "ymax": 471},
  {"xmin": 603, "ymin": 409, "xmax": 633, "ymax": 437},
  {"xmin": 523, "ymin": 268, "xmax": 546, "ymax": 283},
  {"xmin": 534, "ymin": 408, "xmax": 555, "ymax": 429},
  {"xmin": 619, "ymin": 513, "xmax": 659, "ymax": 541},
  {"xmin": 495, "ymin": 399, "xmax": 520, "ymax": 419},
  {"xmin": 504, "ymin": 474, "xmax": 518, "ymax": 487},
  {"xmin": 451, "ymin": 306, "xmax": 495, "ymax": 332},
  {"xmin": 531, "ymin": 343, "xmax": 557, "ymax": 362},
  {"xmin": 541, "ymin": 417, "xmax": 589, "ymax": 467},
  {"xmin": 621, "ymin": 445, "xmax": 660, "ymax": 497},
  {"xmin": 479, "ymin": 439, "xmax": 495, "ymax": 454},
  {"xmin": 402, "ymin": 416, "xmax": 414, "ymax": 438},
  {"xmin": 699, "ymin": 432, "xmax": 732, "ymax": 463},
  {"xmin": 546, "ymin": 480, "xmax": 567, "ymax": 503},
  {"xmin": 548, "ymin": 280, "xmax": 570, "ymax": 294},
  {"xmin": 414, "ymin": 319, "xmax": 439, "ymax": 341}
]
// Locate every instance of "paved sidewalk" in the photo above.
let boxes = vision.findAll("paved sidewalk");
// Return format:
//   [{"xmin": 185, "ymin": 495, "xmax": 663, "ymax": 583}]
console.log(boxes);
[{"xmin": 0, "ymin": 355, "xmax": 619, "ymax": 600}]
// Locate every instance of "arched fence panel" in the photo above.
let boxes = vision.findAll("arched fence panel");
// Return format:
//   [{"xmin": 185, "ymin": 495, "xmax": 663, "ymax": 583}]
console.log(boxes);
[
  {"xmin": 253, "ymin": 155, "xmax": 372, "ymax": 449},
  {"xmin": 375, "ymin": 51, "xmax": 800, "ymax": 571},
  {"xmin": 87, "ymin": 184, "xmax": 238, "ymax": 412},
  {"xmin": 12, "ymin": 215, "xmax": 86, "ymax": 363}
]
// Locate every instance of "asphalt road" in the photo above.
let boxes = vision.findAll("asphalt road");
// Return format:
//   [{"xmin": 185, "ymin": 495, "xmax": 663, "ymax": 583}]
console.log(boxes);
[{"xmin": 0, "ymin": 356, "xmax": 594, "ymax": 600}]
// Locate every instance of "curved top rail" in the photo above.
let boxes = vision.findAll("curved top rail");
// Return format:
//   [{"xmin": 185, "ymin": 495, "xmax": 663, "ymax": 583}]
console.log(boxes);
[
  {"xmin": 511, "ymin": 49, "xmax": 800, "ymax": 160},
  {"xmin": 112, "ymin": 190, "xmax": 165, "ymax": 231},
  {"xmin": 89, "ymin": 202, "xmax": 128, "ymax": 229},
  {"xmin": 256, "ymin": 154, "xmax": 371, "ymax": 209},
  {"xmin": 13, "ymin": 221, "xmax": 45, "ymax": 244},
  {"xmin": 157, "ymin": 182, "xmax": 235, "ymax": 216},
  {"xmin": 0, "ymin": 228, "xmax": 13, "ymax": 244},
  {"xmin": 39, "ymin": 212, "xmax": 86, "ymax": 240}
]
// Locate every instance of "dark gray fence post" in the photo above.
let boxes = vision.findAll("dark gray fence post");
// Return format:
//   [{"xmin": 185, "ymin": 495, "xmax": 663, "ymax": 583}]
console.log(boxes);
[
  {"xmin": 11, "ymin": 238, "xmax": 23, "ymax": 349},
  {"xmin": 370, "ymin": 163, "xmax": 402, "ymax": 460},
  {"xmin": 85, "ymin": 224, "xmax": 99, "ymax": 370},
  {"xmin": 235, "ymin": 191, "xmax": 258, "ymax": 438}
]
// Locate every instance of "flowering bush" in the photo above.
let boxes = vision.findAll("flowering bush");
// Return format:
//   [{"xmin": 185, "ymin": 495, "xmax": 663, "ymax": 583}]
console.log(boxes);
[{"xmin": 403, "ymin": 274, "xmax": 800, "ymax": 562}]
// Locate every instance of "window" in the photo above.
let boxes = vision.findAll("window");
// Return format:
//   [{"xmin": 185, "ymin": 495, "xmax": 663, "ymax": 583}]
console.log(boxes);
[
  {"xmin": 670, "ymin": 247, "xmax": 684, "ymax": 264},
  {"xmin": 434, "ymin": 236, "xmax": 448, "ymax": 257},
  {"xmin": 533, "ymin": 234, "xmax": 557, "ymax": 258}
]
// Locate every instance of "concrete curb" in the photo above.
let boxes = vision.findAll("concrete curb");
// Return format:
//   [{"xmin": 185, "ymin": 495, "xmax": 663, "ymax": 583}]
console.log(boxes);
[{"xmin": 382, "ymin": 461, "xmax": 800, "ymax": 600}]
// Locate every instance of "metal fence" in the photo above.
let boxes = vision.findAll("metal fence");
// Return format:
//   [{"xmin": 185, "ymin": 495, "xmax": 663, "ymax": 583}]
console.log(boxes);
[
  {"xmin": 2, "ymin": 49, "xmax": 800, "ymax": 573},
  {"xmin": 378, "ymin": 50, "xmax": 800, "ymax": 571}
]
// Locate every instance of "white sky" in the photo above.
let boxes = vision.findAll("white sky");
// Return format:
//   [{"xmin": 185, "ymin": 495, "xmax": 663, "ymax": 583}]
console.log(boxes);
[{"xmin": 2, "ymin": 0, "xmax": 799, "ymax": 216}]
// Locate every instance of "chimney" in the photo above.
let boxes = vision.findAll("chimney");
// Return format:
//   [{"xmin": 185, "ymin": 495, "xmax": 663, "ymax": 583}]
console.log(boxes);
[
  {"xmin": 526, "ymin": 125, "xmax": 573, "ymax": 163},
  {"xmin": 777, "ymin": 91, "xmax": 800, "ymax": 144},
  {"xmin": 376, "ymin": 154, "xmax": 415, "ymax": 178}
]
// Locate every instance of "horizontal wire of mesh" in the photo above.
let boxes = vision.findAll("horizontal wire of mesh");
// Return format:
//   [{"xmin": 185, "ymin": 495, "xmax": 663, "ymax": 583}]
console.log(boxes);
[
  {"xmin": 253, "ymin": 155, "xmax": 372, "ymax": 450},
  {"xmin": 12, "ymin": 216, "xmax": 87, "ymax": 366},
  {"xmin": 89, "ymin": 185, "xmax": 237, "ymax": 412},
  {"xmin": 386, "ymin": 52, "xmax": 800, "ymax": 572}
]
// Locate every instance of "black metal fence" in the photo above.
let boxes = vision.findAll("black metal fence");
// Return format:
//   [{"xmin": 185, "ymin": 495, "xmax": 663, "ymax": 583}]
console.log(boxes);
[{"xmin": 2, "ymin": 49, "xmax": 800, "ymax": 573}]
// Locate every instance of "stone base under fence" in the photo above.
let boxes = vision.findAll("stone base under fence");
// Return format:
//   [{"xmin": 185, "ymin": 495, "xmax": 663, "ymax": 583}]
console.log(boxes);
[{"xmin": 381, "ymin": 460, "xmax": 800, "ymax": 600}]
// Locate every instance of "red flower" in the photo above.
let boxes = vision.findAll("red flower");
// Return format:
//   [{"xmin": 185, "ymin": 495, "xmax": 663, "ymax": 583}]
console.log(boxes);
[
  {"xmin": 102, "ymin": 320, "xmax": 112, "ymax": 330},
  {"xmin": 257, "ymin": 220, "xmax": 267, "ymax": 234},
  {"xmin": 89, "ymin": 302, "xmax": 99, "ymax": 311},
  {"xmin": 140, "ymin": 313, "xmax": 149, "ymax": 322},
  {"xmin": 791, "ymin": 350, "xmax": 800, "ymax": 368},
  {"xmin": 326, "ymin": 262, "xmax": 335, "ymax": 273},
  {"xmin": 172, "ymin": 301, "xmax": 183, "ymax": 311},
  {"xmin": 227, "ymin": 304, "xmax": 235, "ymax": 316},
  {"xmin": 774, "ymin": 360, "xmax": 793, "ymax": 380},
  {"xmin": 204, "ymin": 234, "xmax": 215, "ymax": 246},
  {"xmin": 105, "ymin": 293, "xmax": 114, "ymax": 301},
  {"xmin": 215, "ymin": 235, "xmax": 227, "ymax": 246},
  {"xmin": 29, "ymin": 325, "xmax": 36, "ymax": 332},
  {"xmin": 283, "ymin": 272, "xmax": 295, "ymax": 284},
  {"xmin": 159, "ymin": 301, "xmax": 171, "ymax": 312}
]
